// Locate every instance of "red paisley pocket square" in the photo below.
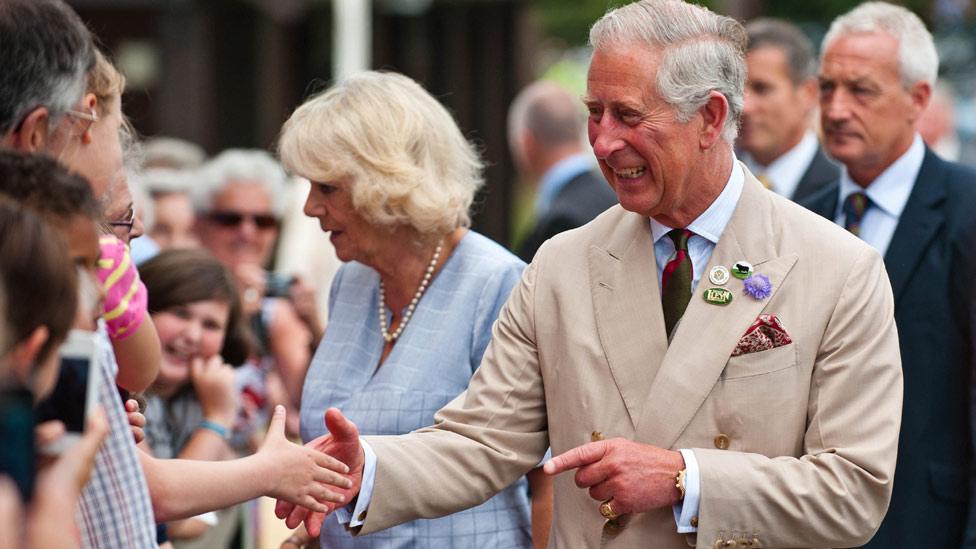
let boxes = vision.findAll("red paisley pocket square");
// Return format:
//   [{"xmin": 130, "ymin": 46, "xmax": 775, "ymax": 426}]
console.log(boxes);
[{"xmin": 731, "ymin": 314, "xmax": 792, "ymax": 357}]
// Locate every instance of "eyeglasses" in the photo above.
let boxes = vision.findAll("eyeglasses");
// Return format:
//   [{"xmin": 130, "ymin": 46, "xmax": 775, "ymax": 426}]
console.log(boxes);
[
  {"xmin": 10, "ymin": 105, "xmax": 97, "ymax": 135},
  {"xmin": 106, "ymin": 207, "xmax": 135, "ymax": 236},
  {"xmin": 65, "ymin": 107, "xmax": 98, "ymax": 134},
  {"xmin": 209, "ymin": 211, "xmax": 279, "ymax": 230}
]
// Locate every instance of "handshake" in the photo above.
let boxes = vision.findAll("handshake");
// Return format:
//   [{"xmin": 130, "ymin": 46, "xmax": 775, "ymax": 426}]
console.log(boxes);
[{"xmin": 275, "ymin": 408, "xmax": 366, "ymax": 537}]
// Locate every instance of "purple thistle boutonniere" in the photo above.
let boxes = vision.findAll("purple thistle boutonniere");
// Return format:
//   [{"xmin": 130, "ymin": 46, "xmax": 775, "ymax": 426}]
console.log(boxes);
[{"xmin": 743, "ymin": 273, "xmax": 772, "ymax": 300}]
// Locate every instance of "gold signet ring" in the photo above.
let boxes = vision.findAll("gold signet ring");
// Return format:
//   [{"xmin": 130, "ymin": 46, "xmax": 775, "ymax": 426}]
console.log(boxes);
[{"xmin": 599, "ymin": 499, "xmax": 620, "ymax": 520}]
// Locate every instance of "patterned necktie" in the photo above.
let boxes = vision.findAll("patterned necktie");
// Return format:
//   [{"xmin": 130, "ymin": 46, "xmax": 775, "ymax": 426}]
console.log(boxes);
[
  {"xmin": 661, "ymin": 229, "xmax": 694, "ymax": 339},
  {"xmin": 843, "ymin": 192, "xmax": 871, "ymax": 237}
]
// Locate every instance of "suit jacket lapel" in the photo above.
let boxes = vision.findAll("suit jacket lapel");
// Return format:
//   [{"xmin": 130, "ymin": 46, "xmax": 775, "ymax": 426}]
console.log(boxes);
[
  {"xmin": 589, "ymin": 212, "xmax": 668, "ymax": 430},
  {"xmin": 793, "ymin": 146, "xmax": 840, "ymax": 202},
  {"xmin": 884, "ymin": 149, "xmax": 946, "ymax": 303},
  {"xmin": 636, "ymin": 174, "xmax": 798, "ymax": 447},
  {"xmin": 801, "ymin": 179, "xmax": 840, "ymax": 221}
]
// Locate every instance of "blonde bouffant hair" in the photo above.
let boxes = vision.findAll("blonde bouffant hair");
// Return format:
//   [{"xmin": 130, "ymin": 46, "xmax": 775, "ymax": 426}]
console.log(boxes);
[{"xmin": 278, "ymin": 71, "xmax": 484, "ymax": 240}]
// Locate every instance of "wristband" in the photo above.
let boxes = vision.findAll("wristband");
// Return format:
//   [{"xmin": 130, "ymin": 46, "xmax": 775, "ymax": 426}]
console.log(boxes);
[{"xmin": 197, "ymin": 419, "xmax": 229, "ymax": 440}]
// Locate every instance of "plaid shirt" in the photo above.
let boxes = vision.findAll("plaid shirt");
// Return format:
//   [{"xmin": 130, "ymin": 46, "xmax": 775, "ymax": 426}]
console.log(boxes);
[{"xmin": 75, "ymin": 323, "xmax": 156, "ymax": 548}]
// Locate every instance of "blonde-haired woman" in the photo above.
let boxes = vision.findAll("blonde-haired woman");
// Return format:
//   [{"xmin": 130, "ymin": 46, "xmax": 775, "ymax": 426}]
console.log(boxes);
[{"xmin": 278, "ymin": 71, "xmax": 552, "ymax": 548}]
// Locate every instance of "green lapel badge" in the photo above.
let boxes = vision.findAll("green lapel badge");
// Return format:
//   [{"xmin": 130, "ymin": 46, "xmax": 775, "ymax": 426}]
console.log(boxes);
[
  {"xmin": 731, "ymin": 261, "xmax": 753, "ymax": 280},
  {"xmin": 703, "ymin": 287, "xmax": 733, "ymax": 305}
]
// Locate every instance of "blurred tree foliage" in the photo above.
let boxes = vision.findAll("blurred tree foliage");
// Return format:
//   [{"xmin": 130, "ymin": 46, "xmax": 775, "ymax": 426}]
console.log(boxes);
[{"xmin": 536, "ymin": 0, "xmax": 712, "ymax": 46}]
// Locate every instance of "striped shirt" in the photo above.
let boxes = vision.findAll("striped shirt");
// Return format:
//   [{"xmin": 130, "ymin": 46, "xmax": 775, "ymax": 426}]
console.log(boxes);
[{"xmin": 97, "ymin": 235, "xmax": 147, "ymax": 340}]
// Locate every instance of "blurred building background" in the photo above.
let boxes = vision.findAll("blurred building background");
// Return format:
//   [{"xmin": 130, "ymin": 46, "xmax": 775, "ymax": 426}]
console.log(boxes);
[{"xmin": 69, "ymin": 0, "xmax": 976, "ymax": 246}]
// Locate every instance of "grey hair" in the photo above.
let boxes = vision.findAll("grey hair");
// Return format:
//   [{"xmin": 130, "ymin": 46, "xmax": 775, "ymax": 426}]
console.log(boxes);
[
  {"xmin": 0, "ymin": 0, "xmax": 94, "ymax": 135},
  {"xmin": 589, "ymin": 0, "xmax": 746, "ymax": 142},
  {"xmin": 278, "ymin": 71, "xmax": 484, "ymax": 239},
  {"xmin": 508, "ymin": 80, "xmax": 585, "ymax": 151},
  {"xmin": 194, "ymin": 149, "xmax": 289, "ymax": 218},
  {"xmin": 746, "ymin": 18, "xmax": 817, "ymax": 84},
  {"xmin": 141, "ymin": 137, "xmax": 208, "ymax": 170},
  {"xmin": 822, "ymin": 2, "xmax": 938, "ymax": 88},
  {"xmin": 127, "ymin": 169, "xmax": 155, "ymax": 232}
]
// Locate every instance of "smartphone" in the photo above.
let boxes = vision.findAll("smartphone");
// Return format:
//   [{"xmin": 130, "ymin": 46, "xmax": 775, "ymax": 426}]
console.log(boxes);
[
  {"xmin": 33, "ymin": 330, "xmax": 100, "ymax": 454},
  {"xmin": 0, "ymin": 386, "xmax": 35, "ymax": 502}
]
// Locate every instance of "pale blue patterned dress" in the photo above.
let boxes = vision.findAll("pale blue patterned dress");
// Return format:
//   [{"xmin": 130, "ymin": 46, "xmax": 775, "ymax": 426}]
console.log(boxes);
[{"xmin": 300, "ymin": 231, "xmax": 532, "ymax": 548}]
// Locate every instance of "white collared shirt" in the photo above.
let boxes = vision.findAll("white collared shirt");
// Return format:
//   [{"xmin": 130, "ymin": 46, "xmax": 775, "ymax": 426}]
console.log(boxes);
[
  {"xmin": 741, "ymin": 131, "xmax": 819, "ymax": 199},
  {"xmin": 833, "ymin": 134, "xmax": 924, "ymax": 257},
  {"xmin": 650, "ymin": 149, "xmax": 744, "ymax": 293}
]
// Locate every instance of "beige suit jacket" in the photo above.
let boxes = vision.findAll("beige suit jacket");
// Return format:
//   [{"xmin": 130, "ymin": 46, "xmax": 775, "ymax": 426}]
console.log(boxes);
[{"xmin": 360, "ymin": 173, "xmax": 903, "ymax": 548}]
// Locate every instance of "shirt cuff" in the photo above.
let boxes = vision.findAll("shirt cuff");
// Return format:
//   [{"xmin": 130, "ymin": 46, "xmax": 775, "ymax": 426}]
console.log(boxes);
[
  {"xmin": 672, "ymin": 448, "xmax": 701, "ymax": 533},
  {"xmin": 336, "ymin": 438, "xmax": 377, "ymax": 527}
]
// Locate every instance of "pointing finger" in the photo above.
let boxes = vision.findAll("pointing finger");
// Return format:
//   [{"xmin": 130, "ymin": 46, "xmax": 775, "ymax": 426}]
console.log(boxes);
[{"xmin": 543, "ymin": 441, "xmax": 608, "ymax": 475}]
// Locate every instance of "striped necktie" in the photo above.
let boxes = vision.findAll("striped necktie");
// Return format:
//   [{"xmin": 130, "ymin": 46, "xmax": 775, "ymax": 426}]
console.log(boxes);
[
  {"xmin": 661, "ymin": 229, "xmax": 694, "ymax": 339},
  {"xmin": 843, "ymin": 192, "xmax": 871, "ymax": 237}
]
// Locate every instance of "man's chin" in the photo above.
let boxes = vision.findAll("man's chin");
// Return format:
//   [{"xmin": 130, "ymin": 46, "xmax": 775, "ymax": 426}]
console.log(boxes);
[{"xmin": 823, "ymin": 142, "xmax": 859, "ymax": 165}]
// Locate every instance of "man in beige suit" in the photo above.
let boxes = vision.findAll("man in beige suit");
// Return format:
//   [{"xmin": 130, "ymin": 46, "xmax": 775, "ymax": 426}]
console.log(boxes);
[{"xmin": 279, "ymin": 1, "xmax": 903, "ymax": 547}]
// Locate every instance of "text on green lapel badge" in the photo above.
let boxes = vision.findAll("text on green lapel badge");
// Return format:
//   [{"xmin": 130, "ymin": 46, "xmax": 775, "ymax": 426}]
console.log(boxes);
[{"xmin": 703, "ymin": 287, "xmax": 733, "ymax": 305}]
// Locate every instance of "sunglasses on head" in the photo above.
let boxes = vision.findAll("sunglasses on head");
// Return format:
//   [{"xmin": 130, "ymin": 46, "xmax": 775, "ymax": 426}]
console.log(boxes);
[{"xmin": 209, "ymin": 211, "xmax": 278, "ymax": 229}]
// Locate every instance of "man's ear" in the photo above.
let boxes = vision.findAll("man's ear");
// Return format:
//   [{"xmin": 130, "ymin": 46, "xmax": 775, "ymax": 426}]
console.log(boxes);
[
  {"xmin": 6, "ymin": 326, "xmax": 50, "ymax": 386},
  {"xmin": 699, "ymin": 90, "xmax": 729, "ymax": 149},
  {"xmin": 5, "ymin": 107, "xmax": 51, "ymax": 153},
  {"xmin": 799, "ymin": 77, "xmax": 819, "ymax": 112},
  {"xmin": 520, "ymin": 131, "xmax": 541, "ymax": 175},
  {"xmin": 80, "ymin": 92, "xmax": 97, "ymax": 145},
  {"xmin": 907, "ymin": 81, "xmax": 932, "ymax": 124}
]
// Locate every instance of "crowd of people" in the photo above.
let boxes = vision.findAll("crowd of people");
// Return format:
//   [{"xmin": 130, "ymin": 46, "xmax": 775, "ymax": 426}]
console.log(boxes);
[{"xmin": 1, "ymin": 0, "xmax": 975, "ymax": 548}]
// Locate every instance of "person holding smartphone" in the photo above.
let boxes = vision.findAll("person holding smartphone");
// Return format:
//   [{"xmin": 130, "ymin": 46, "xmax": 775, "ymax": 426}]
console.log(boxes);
[
  {"xmin": 0, "ymin": 200, "xmax": 110, "ymax": 548},
  {"xmin": 0, "ymin": 151, "xmax": 353, "ymax": 548}
]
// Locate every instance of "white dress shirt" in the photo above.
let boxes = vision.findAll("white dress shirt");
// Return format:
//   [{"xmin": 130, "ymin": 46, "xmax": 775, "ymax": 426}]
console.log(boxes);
[
  {"xmin": 833, "ymin": 134, "xmax": 924, "ymax": 257},
  {"xmin": 741, "ymin": 131, "xmax": 819, "ymax": 199}
]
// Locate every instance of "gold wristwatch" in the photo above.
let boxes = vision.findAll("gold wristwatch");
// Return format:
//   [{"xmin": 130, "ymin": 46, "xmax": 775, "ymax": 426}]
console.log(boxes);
[{"xmin": 675, "ymin": 468, "xmax": 687, "ymax": 501}]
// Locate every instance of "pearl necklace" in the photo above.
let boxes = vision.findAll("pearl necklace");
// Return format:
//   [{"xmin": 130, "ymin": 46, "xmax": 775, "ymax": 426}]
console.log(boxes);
[{"xmin": 378, "ymin": 240, "xmax": 443, "ymax": 343}]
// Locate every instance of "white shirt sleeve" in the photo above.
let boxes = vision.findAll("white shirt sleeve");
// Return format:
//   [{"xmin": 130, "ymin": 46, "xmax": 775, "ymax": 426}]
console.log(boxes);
[
  {"xmin": 672, "ymin": 448, "xmax": 701, "ymax": 533},
  {"xmin": 335, "ymin": 439, "xmax": 377, "ymax": 527}
]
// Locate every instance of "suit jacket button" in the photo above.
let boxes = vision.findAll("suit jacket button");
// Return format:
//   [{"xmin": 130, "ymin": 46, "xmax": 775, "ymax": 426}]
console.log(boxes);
[
  {"xmin": 724, "ymin": 540, "xmax": 739, "ymax": 548},
  {"xmin": 690, "ymin": 516, "xmax": 699, "ymax": 527},
  {"xmin": 357, "ymin": 510, "xmax": 367, "ymax": 522},
  {"xmin": 714, "ymin": 434, "xmax": 731, "ymax": 449},
  {"xmin": 713, "ymin": 540, "xmax": 725, "ymax": 549}
]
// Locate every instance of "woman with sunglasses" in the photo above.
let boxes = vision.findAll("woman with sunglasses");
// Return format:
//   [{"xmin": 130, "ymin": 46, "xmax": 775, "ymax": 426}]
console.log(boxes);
[
  {"xmin": 194, "ymin": 150, "xmax": 316, "ymax": 442},
  {"xmin": 275, "ymin": 71, "xmax": 553, "ymax": 549}
]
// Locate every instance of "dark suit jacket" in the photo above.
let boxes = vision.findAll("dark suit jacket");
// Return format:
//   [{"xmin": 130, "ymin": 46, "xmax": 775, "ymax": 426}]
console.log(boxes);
[
  {"xmin": 516, "ymin": 169, "xmax": 617, "ymax": 262},
  {"xmin": 801, "ymin": 148, "xmax": 976, "ymax": 548},
  {"xmin": 791, "ymin": 145, "xmax": 840, "ymax": 202}
]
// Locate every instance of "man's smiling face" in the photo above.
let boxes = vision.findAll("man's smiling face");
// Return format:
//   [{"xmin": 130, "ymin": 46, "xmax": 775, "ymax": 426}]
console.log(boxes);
[{"xmin": 585, "ymin": 43, "xmax": 705, "ymax": 221}]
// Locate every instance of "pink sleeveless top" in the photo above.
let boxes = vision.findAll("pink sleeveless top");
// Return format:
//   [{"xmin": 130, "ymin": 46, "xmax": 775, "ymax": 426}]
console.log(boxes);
[{"xmin": 96, "ymin": 235, "xmax": 147, "ymax": 339}]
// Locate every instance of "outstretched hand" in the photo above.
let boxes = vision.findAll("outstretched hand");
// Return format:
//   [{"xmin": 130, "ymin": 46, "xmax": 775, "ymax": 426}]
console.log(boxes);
[
  {"xmin": 275, "ymin": 408, "xmax": 365, "ymax": 537},
  {"xmin": 256, "ymin": 405, "xmax": 353, "ymax": 513}
]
